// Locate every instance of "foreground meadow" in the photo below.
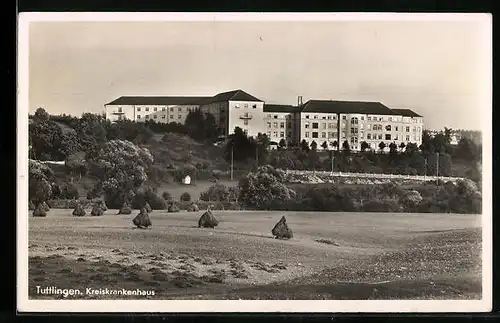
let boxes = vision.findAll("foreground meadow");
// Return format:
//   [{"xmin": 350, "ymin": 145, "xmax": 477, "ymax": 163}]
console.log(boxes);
[{"xmin": 27, "ymin": 210, "xmax": 482, "ymax": 300}]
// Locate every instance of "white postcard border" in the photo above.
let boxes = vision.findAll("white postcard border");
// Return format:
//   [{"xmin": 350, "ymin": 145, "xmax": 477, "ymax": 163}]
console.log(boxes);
[{"xmin": 17, "ymin": 12, "xmax": 493, "ymax": 313}]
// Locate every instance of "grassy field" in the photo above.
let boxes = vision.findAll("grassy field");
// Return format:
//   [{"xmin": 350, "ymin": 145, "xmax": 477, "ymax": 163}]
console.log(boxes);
[{"xmin": 28, "ymin": 210, "xmax": 482, "ymax": 300}]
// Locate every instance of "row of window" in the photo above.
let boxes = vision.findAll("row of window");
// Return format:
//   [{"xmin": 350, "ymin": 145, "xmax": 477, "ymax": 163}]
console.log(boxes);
[
  {"xmin": 235, "ymin": 104, "xmax": 257, "ymax": 109},
  {"xmin": 137, "ymin": 114, "xmax": 184, "ymax": 120},
  {"xmin": 266, "ymin": 131, "xmax": 292, "ymax": 138},
  {"xmin": 267, "ymin": 122, "xmax": 293, "ymax": 129},
  {"xmin": 302, "ymin": 131, "xmax": 418, "ymax": 142},
  {"xmin": 115, "ymin": 106, "xmax": 196, "ymax": 113},
  {"xmin": 302, "ymin": 122, "xmax": 421, "ymax": 133}
]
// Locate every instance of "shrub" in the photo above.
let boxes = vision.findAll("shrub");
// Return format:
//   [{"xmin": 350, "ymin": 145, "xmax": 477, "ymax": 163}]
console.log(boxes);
[
  {"xmin": 59, "ymin": 183, "xmax": 80, "ymax": 199},
  {"xmin": 162, "ymin": 191, "xmax": 172, "ymax": 201},
  {"xmin": 131, "ymin": 187, "xmax": 166, "ymax": 210},
  {"xmin": 167, "ymin": 202, "xmax": 180, "ymax": 213},
  {"xmin": 200, "ymin": 184, "xmax": 238, "ymax": 202},
  {"xmin": 187, "ymin": 203, "xmax": 199, "ymax": 212},
  {"xmin": 180, "ymin": 192, "xmax": 191, "ymax": 202}
]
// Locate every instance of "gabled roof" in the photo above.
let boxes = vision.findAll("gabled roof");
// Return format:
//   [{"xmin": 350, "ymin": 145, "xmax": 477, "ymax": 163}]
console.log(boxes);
[
  {"xmin": 263, "ymin": 104, "xmax": 299, "ymax": 113},
  {"xmin": 390, "ymin": 108, "xmax": 422, "ymax": 118},
  {"xmin": 201, "ymin": 89, "xmax": 263, "ymax": 104},
  {"xmin": 105, "ymin": 96, "xmax": 210, "ymax": 106},
  {"xmin": 300, "ymin": 100, "xmax": 397, "ymax": 115}
]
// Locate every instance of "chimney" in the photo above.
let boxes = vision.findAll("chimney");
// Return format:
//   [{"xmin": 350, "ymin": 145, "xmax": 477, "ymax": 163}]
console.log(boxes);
[{"xmin": 297, "ymin": 96, "xmax": 303, "ymax": 106}]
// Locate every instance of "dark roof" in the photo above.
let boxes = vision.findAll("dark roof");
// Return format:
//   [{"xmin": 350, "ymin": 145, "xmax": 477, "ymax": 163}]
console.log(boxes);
[
  {"xmin": 105, "ymin": 96, "xmax": 210, "ymax": 106},
  {"xmin": 300, "ymin": 100, "xmax": 397, "ymax": 115},
  {"xmin": 390, "ymin": 108, "xmax": 422, "ymax": 117},
  {"xmin": 263, "ymin": 104, "xmax": 298, "ymax": 113},
  {"xmin": 201, "ymin": 89, "xmax": 263, "ymax": 104}
]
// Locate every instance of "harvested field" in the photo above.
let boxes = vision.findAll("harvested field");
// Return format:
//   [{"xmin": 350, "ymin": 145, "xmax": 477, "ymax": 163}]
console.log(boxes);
[{"xmin": 28, "ymin": 209, "xmax": 482, "ymax": 300}]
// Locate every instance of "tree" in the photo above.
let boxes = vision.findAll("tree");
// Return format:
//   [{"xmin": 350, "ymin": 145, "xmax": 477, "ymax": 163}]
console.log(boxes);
[
  {"xmin": 90, "ymin": 140, "xmax": 154, "ymax": 207},
  {"xmin": 420, "ymin": 130, "xmax": 434, "ymax": 154},
  {"xmin": 310, "ymin": 140, "xmax": 318, "ymax": 151},
  {"xmin": 225, "ymin": 127, "xmax": 257, "ymax": 162},
  {"xmin": 405, "ymin": 142, "xmax": 419, "ymax": 155},
  {"xmin": 321, "ymin": 141, "xmax": 328, "ymax": 150},
  {"xmin": 300, "ymin": 139, "xmax": 310, "ymax": 152},
  {"xmin": 58, "ymin": 131, "xmax": 83, "ymax": 158},
  {"xmin": 200, "ymin": 183, "xmax": 239, "ymax": 202},
  {"xmin": 378, "ymin": 142, "xmax": 386, "ymax": 152},
  {"xmin": 360, "ymin": 141, "xmax": 370, "ymax": 152},
  {"xmin": 65, "ymin": 151, "xmax": 88, "ymax": 181},
  {"xmin": 238, "ymin": 165, "xmax": 295, "ymax": 209},
  {"xmin": 389, "ymin": 142, "xmax": 398, "ymax": 155},
  {"xmin": 331, "ymin": 140, "xmax": 339, "ymax": 150},
  {"xmin": 456, "ymin": 137, "xmax": 480, "ymax": 161},
  {"xmin": 29, "ymin": 119, "xmax": 64, "ymax": 161},
  {"xmin": 278, "ymin": 138, "xmax": 287, "ymax": 150},
  {"xmin": 180, "ymin": 192, "xmax": 191, "ymax": 202},
  {"xmin": 33, "ymin": 107, "xmax": 50, "ymax": 121},
  {"xmin": 185, "ymin": 109, "xmax": 218, "ymax": 142},
  {"xmin": 342, "ymin": 140, "xmax": 350, "ymax": 152},
  {"xmin": 401, "ymin": 190, "xmax": 423, "ymax": 211},
  {"xmin": 29, "ymin": 160, "xmax": 54, "ymax": 204}
]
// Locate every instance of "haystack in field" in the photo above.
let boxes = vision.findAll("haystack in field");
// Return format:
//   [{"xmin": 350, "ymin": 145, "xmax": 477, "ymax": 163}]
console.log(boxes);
[
  {"xmin": 198, "ymin": 207, "xmax": 218, "ymax": 228},
  {"xmin": 167, "ymin": 202, "xmax": 180, "ymax": 213},
  {"xmin": 39, "ymin": 201, "xmax": 50, "ymax": 212},
  {"xmin": 32, "ymin": 204, "xmax": 47, "ymax": 217},
  {"xmin": 272, "ymin": 216, "xmax": 293, "ymax": 239},
  {"xmin": 98, "ymin": 200, "xmax": 108, "ymax": 211},
  {"xmin": 91, "ymin": 204, "xmax": 104, "ymax": 216},
  {"xmin": 117, "ymin": 203, "xmax": 132, "ymax": 215},
  {"xmin": 187, "ymin": 203, "xmax": 199, "ymax": 212},
  {"xmin": 143, "ymin": 202, "xmax": 152, "ymax": 213},
  {"xmin": 29, "ymin": 200, "xmax": 35, "ymax": 211},
  {"xmin": 132, "ymin": 208, "xmax": 152, "ymax": 229},
  {"xmin": 72, "ymin": 203, "xmax": 86, "ymax": 217}
]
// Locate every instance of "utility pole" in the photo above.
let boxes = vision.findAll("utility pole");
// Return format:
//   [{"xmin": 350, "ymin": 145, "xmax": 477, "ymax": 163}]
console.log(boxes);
[
  {"xmin": 256, "ymin": 143, "xmax": 259, "ymax": 168},
  {"xmin": 436, "ymin": 152, "xmax": 439, "ymax": 178},
  {"xmin": 424, "ymin": 158, "xmax": 427, "ymax": 180},
  {"xmin": 331, "ymin": 154, "xmax": 334, "ymax": 173},
  {"xmin": 230, "ymin": 145, "xmax": 234, "ymax": 181}
]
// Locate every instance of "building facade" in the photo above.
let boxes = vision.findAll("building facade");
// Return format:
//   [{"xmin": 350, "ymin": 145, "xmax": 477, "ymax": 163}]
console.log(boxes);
[{"xmin": 105, "ymin": 91, "xmax": 424, "ymax": 151}]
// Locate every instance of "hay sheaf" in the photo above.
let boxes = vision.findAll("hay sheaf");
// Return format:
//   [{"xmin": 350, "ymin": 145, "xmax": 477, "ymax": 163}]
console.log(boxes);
[
  {"xmin": 167, "ymin": 203, "xmax": 180, "ymax": 213},
  {"xmin": 72, "ymin": 204, "xmax": 86, "ymax": 217},
  {"xmin": 187, "ymin": 203, "xmax": 199, "ymax": 212},
  {"xmin": 32, "ymin": 204, "xmax": 47, "ymax": 217},
  {"xmin": 90, "ymin": 204, "xmax": 104, "ymax": 216},
  {"xmin": 98, "ymin": 200, "xmax": 108, "ymax": 211},
  {"xmin": 133, "ymin": 208, "xmax": 152, "ymax": 228},
  {"xmin": 272, "ymin": 216, "xmax": 293, "ymax": 239},
  {"xmin": 198, "ymin": 209, "xmax": 219, "ymax": 228},
  {"xmin": 39, "ymin": 201, "xmax": 50, "ymax": 212},
  {"xmin": 117, "ymin": 203, "xmax": 132, "ymax": 215},
  {"xmin": 143, "ymin": 202, "xmax": 153, "ymax": 213}
]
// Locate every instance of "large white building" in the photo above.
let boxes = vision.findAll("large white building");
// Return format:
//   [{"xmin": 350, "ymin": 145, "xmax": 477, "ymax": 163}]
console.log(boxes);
[{"xmin": 105, "ymin": 90, "xmax": 424, "ymax": 152}]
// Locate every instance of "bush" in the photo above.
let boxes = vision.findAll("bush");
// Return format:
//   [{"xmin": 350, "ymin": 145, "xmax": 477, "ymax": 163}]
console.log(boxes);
[
  {"xmin": 200, "ymin": 184, "xmax": 238, "ymax": 202},
  {"xmin": 180, "ymin": 192, "xmax": 191, "ymax": 202},
  {"xmin": 131, "ymin": 187, "xmax": 167, "ymax": 210},
  {"xmin": 59, "ymin": 183, "xmax": 80, "ymax": 199},
  {"xmin": 162, "ymin": 191, "xmax": 172, "ymax": 201}
]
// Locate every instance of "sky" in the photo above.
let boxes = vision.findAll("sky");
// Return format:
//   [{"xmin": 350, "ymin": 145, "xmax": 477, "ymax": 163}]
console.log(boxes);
[{"xmin": 26, "ymin": 15, "xmax": 491, "ymax": 131}]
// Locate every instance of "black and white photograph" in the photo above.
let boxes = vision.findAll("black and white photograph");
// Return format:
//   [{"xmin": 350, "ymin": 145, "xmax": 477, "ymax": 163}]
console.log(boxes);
[{"xmin": 17, "ymin": 13, "xmax": 492, "ymax": 312}]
